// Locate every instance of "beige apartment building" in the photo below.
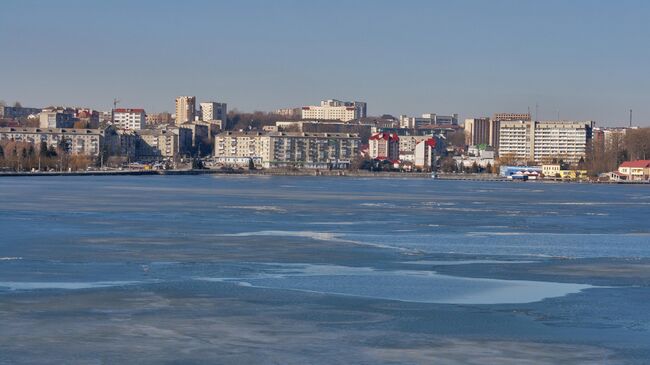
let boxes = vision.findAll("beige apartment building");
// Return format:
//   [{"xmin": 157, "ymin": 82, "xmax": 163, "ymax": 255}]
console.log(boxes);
[
  {"xmin": 175, "ymin": 96, "xmax": 196, "ymax": 125},
  {"xmin": 301, "ymin": 99, "xmax": 367, "ymax": 122},
  {"xmin": 0, "ymin": 127, "xmax": 104, "ymax": 156},
  {"xmin": 214, "ymin": 131, "xmax": 360, "ymax": 168},
  {"xmin": 199, "ymin": 102, "xmax": 227, "ymax": 124},
  {"xmin": 498, "ymin": 120, "xmax": 594, "ymax": 164},
  {"xmin": 137, "ymin": 127, "xmax": 192, "ymax": 158}
]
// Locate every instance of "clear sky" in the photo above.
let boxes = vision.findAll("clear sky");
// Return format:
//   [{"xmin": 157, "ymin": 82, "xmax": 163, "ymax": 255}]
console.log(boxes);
[{"xmin": 1, "ymin": 0, "xmax": 649, "ymax": 126}]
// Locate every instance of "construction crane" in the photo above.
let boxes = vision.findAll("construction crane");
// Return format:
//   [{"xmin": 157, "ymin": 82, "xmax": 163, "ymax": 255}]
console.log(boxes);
[{"xmin": 113, "ymin": 98, "xmax": 120, "ymax": 111}]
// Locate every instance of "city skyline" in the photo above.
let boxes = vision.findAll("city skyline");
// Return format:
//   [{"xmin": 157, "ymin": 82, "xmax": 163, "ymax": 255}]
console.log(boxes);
[{"xmin": 2, "ymin": 0, "xmax": 649, "ymax": 126}]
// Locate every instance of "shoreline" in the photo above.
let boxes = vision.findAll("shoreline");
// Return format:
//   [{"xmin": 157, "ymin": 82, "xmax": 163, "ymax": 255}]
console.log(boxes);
[{"xmin": 0, "ymin": 168, "xmax": 647, "ymax": 184}]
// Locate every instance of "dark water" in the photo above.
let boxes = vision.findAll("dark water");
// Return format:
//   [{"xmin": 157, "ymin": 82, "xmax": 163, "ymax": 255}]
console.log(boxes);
[{"xmin": 1, "ymin": 176, "xmax": 649, "ymax": 364}]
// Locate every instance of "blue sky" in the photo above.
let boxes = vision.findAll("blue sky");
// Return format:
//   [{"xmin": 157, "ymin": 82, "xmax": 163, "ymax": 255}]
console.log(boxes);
[{"xmin": 1, "ymin": 0, "xmax": 649, "ymax": 125}]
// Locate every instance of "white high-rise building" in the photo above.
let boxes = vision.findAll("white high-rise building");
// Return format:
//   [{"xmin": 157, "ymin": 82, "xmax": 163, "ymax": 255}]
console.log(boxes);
[
  {"xmin": 399, "ymin": 113, "xmax": 458, "ymax": 128},
  {"xmin": 200, "ymin": 102, "xmax": 227, "ymax": 123},
  {"xmin": 112, "ymin": 108, "xmax": 146, "ymax": 130},
  {"xmin": 498, "ymin": 120, "xmax": 594, "ymax": 164},
  {"xmin": 301, "ymin": 99, "xmax": 367, "ymax": 122}
]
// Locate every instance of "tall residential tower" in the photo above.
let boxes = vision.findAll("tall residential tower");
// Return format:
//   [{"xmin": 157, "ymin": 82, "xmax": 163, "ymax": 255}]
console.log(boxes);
[{"xmin": 175, "ymin": 96, "xmax": 196, "ymax": 125}]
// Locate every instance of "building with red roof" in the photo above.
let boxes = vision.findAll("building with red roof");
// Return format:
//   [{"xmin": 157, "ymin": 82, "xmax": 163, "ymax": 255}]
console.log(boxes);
[
  {"xmin": 618, "ymin": 160, "xmax": 650, "ymax": 181},
  {"xmin": 368, "ymin": 132, "xmax": 399, "ymax": 160}
]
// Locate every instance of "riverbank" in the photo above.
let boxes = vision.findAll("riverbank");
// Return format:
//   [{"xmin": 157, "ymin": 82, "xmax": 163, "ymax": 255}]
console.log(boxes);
[{"xmin": 0, "ymin": 168, "xmax": 648, "ymax": 184}]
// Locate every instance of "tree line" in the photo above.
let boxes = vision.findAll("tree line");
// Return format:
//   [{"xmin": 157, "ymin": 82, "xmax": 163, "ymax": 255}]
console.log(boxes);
[{"xmin": 0, "ymin": 140, "xmax": 91, "ymax": 172}]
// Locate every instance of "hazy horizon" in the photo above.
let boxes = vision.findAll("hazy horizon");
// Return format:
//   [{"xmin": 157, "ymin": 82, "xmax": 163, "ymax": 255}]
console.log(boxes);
[{"xmin": 1, "ymin": 0, "xmax": 649, "ymax": 126}]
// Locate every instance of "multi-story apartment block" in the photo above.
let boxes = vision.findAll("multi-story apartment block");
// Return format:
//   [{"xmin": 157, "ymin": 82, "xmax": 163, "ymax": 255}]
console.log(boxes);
[
  {"xmin": 301, "ymin": 99, "xmax": 367, "ymax": 122},
  {"xmin": 146, "ymin": 112, "xmax": 173, "ymax": 126},
  {"xmin": 275, "ymin": 108, "xmax": 301, "ymax": 118},
  {"xmin": 0, "ymin": 127, "xmax": 103, "ymax": 156},
  {"xmin": 213, "ymin": 131, "xmax": 266, "ymax": 159},
  {"xmin": 180, "ymin": 122, "xmax": 210, "ymax": 155},
  {"xmin": 490, "ymin": 113, "xmax": 531, "ymax": 149},
  {"xmin": 493, "ymin": 113, "xmax": 532, "ymax": 122},
  {"xmin": 398, "ymin": 135, "xmax": 431, "ymax": 162},
  {"xmin": 103, "ymin": 126, "xmax": 137, "ymax": 159},
  {"xmin": 137, "ymin": 127, "xmax": 192, "ymax": 158},
  {"xmin": 399, "ymin": 113, "xmax": 459, "ymax": 128},
  {"xmin": 39, "ymin": 108, "xmax": 76, "ymax": 128},
  {"xmin": 464, "ymin": 118, "xmax": 491, "ymax": 146},
  {"xmin": 199, "ymin": 102, "xmax": 227, "ymax": 124},
  {"xmin": 214, "ymin": 131, "xmax": 361, "ymax": 168},
  {"xmin": 414, "ymin": 138, "xmax": 438, "ymax": 170},
  {"xmin": 368, "ymin": 132, "xmax": 399, "ymax": 160},
  {"xmin": 112, "ymin": 108, "xmax": 146, "ymax": 130},
  {"xmin": 263, "ymin": 132, "xmax": 360, "ymax": 168},
  {"xmin": 0, "ymin": 105, "xmax": 41, "ymax": 119},
  {"xmin": 175, "ymin": 96, "xmax": 196, "ymax": 125},
  {"xmin": 498, "ymin": 120, "xmax": 594, "ymax": 164}
]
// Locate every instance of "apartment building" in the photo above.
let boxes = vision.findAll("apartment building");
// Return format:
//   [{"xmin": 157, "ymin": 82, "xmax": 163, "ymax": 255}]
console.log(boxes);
[
  {"xmin": 398, "ymin": 135, "xmax": 431, "ymax": 162},
  {"xmin": 0, "ymin": 105, "xmax": 41, "ymax": 119},
  {"xmin": 112, "ymin": 108, "xmax": 146, "ymax": 130},
  {"xmin": 175, "ymin": 96, "xmax": 196, "ymax": 125},
  {"xmin": 498, "ymin": 120, "xmax": 594, "ymax": 164},
  {"xmin": 199, "ymin": 102, "xmax": 227, "ymax": 124},
  {"xmin": 213, "ymin": 131, "xmax": 361, "ymax": 168},
  {"xmin": 137, "ymin": 127, "xmax": 192, "ymax": 158},
  {"xmin": 39, "ymin": 108, "xmax": 76, "ymax": 128},
  {"xmin": 414, "ymin": 138, "xmax": 438, "ymax": 170},
  {"xmin": 493, "ymin": 113, "xmax": 531, "ymax": 122},
  {"xmin": 301, "ymin": 99, "xmax": 367, "ymax": 122},
  {"xmin": 464, "ymin": 118, "xmax": 491, "ymax": 146},
  {"xmin": 0, "ymin": 127, "xmax": 103, "ymax": 156},
  {"xmin": 399, "ymin": 113, "xmax": 459, "ymax": 128},
  {"xmin": 369, "ymin": 132, "xmax": 399, "ymax": 160}
]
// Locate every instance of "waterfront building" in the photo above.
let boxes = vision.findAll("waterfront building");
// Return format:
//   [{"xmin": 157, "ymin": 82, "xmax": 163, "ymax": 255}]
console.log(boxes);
[
  {"xmin": 414, "ymin": 138, "xmax": 438, "ymax": 170},
  {"xmin": 175, "ymin": 96, "xmax": 196, "ymax": 125},
  {"xmin": 213, "ymin": 131, "xmax": 266, "ymax": 160},
  {"xmin": 398, "ymin": 135, "xmax": 431, "ymax": 162},
  {"xmin": 112, "ymin": 108, "xmax": 146, "ymax": 130},
  {"xmin": 498, "ymin": 120, "xmax": 593, "ymax": 164},
  {"xmin": 180, "ymin": 122, "xmax": 210, "ymax": 155},
  {"xmin": 368, "ymin": 132, "xmax": 399, "ymax": 160},
  {"xmin": 618, "ymin": 160, "xmax": 650, "ymax": 181},
  {"xmin": 464, "ymin": 118, "xmax": 491, "ymax": 146},
  {"xmin": 541, "ymin": 164, "xmax": 588, "ymax": 180},
  {"xmin": 0, "ymin": 126, "xmax": 103, "ymax": 156},
  {"xmin": 499, "ymin": 165, "xmax": 542, "ymax": 179},
  {"xmin": 213, "ymin": 131, "xmax": 361, "ymax": 169},
  {"xmin": 39, "ymin": 107, "xmax": 76, "ymax": 128},
  {"xmin": 399, "ymin": 113, "xmax": 458, "ymax": 128},
  {"xmin": 490, "ymin": 113, "xmax": 531, "ymax": 149},
  {"xmin": 454, "ymin": 146, "xmax": 495, "ymax": 171},
  {"xmin": 301, "ymin": 99, "xmax": 367, "ymax": 122},
  {"xmin": 199, "ymin": 102, "xmax": 227, "ymax": 125},
  {"xmin": 103, "ymin": 126, "xmax": 137, "ymax": 159},
  {"xmin": 137, "ymin": 127, "xmax": 192, "ymax": 158}
]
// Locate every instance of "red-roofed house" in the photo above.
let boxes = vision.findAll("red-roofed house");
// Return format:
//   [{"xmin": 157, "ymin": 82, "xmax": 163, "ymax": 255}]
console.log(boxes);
[
  {"xmin": 618, "ymin": 160, "xmax": 650, "ymax": 181},
  {"xmin": 369, "ymin": 132, "xmax": 399, "ymax": 160}
]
